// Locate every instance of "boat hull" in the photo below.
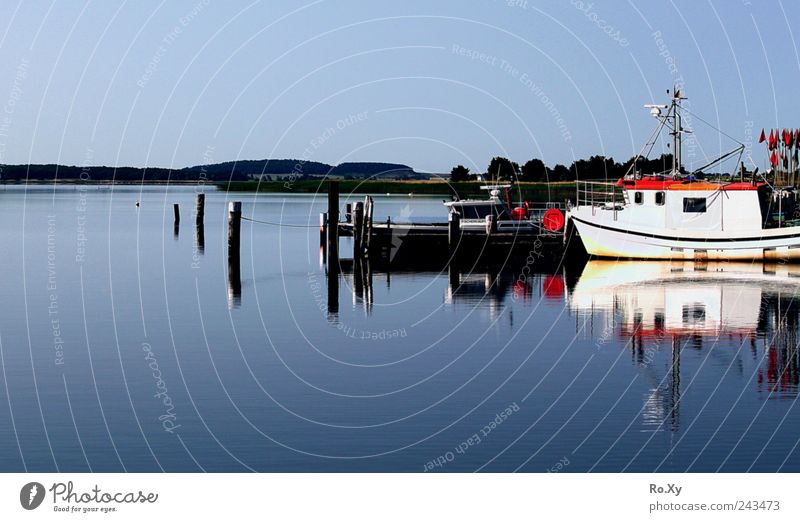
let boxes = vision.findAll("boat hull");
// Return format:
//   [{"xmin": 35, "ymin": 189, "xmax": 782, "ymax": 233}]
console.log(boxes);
[{"xmin": 567, "ymin": 211, "xmax": 800, "ymax": 261}]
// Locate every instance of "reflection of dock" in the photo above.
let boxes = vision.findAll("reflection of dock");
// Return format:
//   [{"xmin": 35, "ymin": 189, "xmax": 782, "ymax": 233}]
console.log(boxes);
[{"xmin": 323, "ymin": 255, "xmax": 569, "ymax": 324}]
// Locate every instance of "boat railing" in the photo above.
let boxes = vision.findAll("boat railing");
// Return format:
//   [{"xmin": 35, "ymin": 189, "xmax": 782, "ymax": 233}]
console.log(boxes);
[{"xmin": 576, "ymin": 181, "xmax": 625, "ymax": 207}]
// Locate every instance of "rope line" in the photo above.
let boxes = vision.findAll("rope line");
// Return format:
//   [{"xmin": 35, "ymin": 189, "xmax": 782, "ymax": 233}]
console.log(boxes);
[{"xmin": 241, "ymin": 216, "xmax": 319, "ymax": 228}]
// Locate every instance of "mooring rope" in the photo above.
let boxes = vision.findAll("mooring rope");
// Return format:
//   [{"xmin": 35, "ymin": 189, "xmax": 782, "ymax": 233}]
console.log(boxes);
[{"xmin": 240, "ymin": 216, "xmax": 319, "ymax": 228}]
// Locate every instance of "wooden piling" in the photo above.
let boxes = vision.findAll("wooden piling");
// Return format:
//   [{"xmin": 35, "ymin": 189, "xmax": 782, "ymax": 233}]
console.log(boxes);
[
  {"xmin": 228, "ymin": 201, "xmax": 242, "ymax": 259},
  {"xmin": 196, "ymin": 193, "xmax": 205, "ymax": 225},
  {"xmin": 353, "ymin": 201, "xmax": 364, "ymax": 259},
  {"xmin": 364, "ymin": 196, "xmax": 374, "ymax": 253},
  {"xmin": 448, "ymin": 211, "xmax": 460, "ymax": 252},
  {"xmin": 327, "ymin": 181, "xmax": 339, "ymax": 262},
  {"xmin": 227, "ymin": 201, "xmax": 242, "ymax": 308},
  {"xmin": 320, "ymin": 212, "xmax": 328, "ymax": 248},
  {"xmin": 345, "ymin": 203, "xmax": 353, "ymax": 223}
]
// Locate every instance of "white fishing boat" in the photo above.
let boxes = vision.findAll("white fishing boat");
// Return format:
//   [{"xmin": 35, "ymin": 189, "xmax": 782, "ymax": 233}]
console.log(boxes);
[{"xmin": 566, "ymin": 90, "xmax": 800, "ymax": 260}]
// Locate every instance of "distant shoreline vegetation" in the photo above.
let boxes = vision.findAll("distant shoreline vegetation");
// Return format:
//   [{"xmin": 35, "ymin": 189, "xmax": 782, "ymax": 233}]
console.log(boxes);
[
  {"xmin": 0, "ymin": 159, "xmax": 423, "ymax": 184},
  {"xmin": 2, "ymin": 152, "xmax": 720, "ymax": 202}
]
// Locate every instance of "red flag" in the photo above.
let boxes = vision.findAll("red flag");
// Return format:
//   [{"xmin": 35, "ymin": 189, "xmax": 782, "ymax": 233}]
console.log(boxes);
[
  {"xmin": 759, "ymin": 129, "xmax": 766, "ymax": 143},
  {"xmin": 769, "ymin": 129, "xmax": 775, "ymax": 148},
  {"xmin": 784, "ymin": 129, "xmax": 790, "ymax": 145},
  {"xmin": 771, "ymin": 151, "xmax": 778, "ymax": 166}
]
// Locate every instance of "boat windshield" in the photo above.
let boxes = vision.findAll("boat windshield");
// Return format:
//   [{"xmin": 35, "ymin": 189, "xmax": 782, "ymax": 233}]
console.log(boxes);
[{"xmin": 451, "ymin": 203, "xmax": 508, "ymax": 220}]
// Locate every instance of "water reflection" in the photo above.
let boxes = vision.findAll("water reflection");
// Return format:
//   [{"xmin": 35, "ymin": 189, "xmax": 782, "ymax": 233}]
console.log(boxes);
[
  {"xmin": 195, "ymin": 222, "xmax": 205, "ymax": 254},
  {"xmin": 568, "ymin": 260, "xmax": 800, "ymax": 430},
  {"xmin": 329, "ymin": 257, "xmax": 568, "ymax": 321},
  {"xmin": 227, "ymin": 254, "xmax": 241, "ymax": 309}
]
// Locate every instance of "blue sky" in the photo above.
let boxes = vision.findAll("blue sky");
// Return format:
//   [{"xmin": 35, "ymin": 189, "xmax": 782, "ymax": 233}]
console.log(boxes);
[{"xmin": 0, "ymin": 0, "xmax": 798, "ymax": 173}]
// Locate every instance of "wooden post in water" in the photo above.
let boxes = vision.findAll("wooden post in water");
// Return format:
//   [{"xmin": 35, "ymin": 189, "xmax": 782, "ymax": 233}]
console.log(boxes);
[
  {"xmin": 227, "ymin": 201, "xmax": 242, "ymax": 308},
  {"xmin": 173, "ymin": 203, "xmax": 180, "ymax": 238},
  {"xmin": 353, "ymin": 201, "xmax": 364, "ymax": 259},
  {"xmin": 320, "ymin": 212, "xmax": 328, "ymax": 248},
  {"xmin": 364, "ymin": 196, "xmax": 374, "ymax": 253},
  {"xmin": 196, "ymin": 193, "xmax": 205, "ymax": 225},
  {"xmin": 228, "ymin": 201, "xmax": 242, "ymax": 258},
  {"xmin": 345, "ymin": 203, "xmax": 352, "ymax": 223},
  {"xmin": 448, "ymin": 211, "xmax": 460, "ymax": 253},
  {"xmin": 319, "ymin": 212, "xmax": 327, "ymax": 265},
  {"xmin": 327, "ymin": 181, "xmax": 339, "ymax": 262}
]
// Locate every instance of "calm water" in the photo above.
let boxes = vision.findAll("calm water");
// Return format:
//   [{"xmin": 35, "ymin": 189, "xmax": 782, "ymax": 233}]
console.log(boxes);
[{"xmin": 0, "ymin": 185, "xmax": 798, "ymax": 472}]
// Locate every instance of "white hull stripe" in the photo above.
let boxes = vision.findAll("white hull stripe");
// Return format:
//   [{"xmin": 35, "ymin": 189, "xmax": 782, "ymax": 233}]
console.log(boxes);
[{"xmin": 570, "ymin": 216, "xmax": 800, "ymax": 243}]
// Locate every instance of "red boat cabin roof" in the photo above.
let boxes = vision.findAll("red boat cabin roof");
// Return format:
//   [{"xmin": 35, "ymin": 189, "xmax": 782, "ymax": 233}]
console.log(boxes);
[{"xmin": 616, "ymin": 177, "xmax": 764, "ymax": 191}]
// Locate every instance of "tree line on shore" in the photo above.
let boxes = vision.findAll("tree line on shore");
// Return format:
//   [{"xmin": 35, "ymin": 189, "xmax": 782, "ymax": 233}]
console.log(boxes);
[
  {"xmin": 449, "ymin": 154, "xmax": 675, "ymax": 183},
  {"xmin": 0, "ymin": 160, "xmax": 419, "ymax": 182}
]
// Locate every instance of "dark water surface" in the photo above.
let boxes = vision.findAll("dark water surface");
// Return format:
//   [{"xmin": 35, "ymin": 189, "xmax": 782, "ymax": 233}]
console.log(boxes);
[{"xmin": 0, "ymin": 185, "xmax": 798, "ymax": 472}]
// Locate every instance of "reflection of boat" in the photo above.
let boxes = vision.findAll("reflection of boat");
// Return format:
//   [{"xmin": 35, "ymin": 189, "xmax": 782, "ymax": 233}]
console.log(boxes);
[
  {"xmin": 568, "ymin": 261, "xmax": 800, "ymax": 338},
  {"xmin": 569, "ymin": 260, "xmax": 800, "ymax": 403},
  {"xmin": 566, "ymin": 90, "xmax": 800, "ymax": 260}
]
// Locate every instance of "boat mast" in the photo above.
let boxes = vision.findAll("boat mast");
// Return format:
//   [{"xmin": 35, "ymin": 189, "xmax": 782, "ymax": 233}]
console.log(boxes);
[{"xmin": 670, "ymin": 88, "xmax": 684, "ymax": 176}]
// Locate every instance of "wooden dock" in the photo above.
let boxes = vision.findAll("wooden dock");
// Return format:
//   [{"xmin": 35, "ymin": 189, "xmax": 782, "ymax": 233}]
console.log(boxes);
[{"xmin": 322, "ymin": 181, "xmax": 575, "ymax": 269}]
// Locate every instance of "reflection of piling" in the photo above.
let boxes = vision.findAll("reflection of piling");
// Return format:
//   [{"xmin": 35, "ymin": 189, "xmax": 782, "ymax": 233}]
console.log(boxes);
[
  {"xmin": 353, "ymin": 201, "xmax": 364, "ymax": 259},
  {"xmin": 196, "ymin": 193, "xmax": 205, "ymax": 225},
  {"xmin": 227, "ymin": 201, "xmax": 242, "ymax": 308},
  {"xmin": 327, "ymin": 181, "xmax": 339, "ymax": 262},
  {"xmin": 228, "ymin": 257, "xmax": 241, "ymax": 308},
  {"xmin": 671, "ymin": 336, "xmax": 681, "ymax": 429},
  {"xmin": 448, "ymin": 263, "xmax": 459, "ymax": 289},
  {"xmin": 327, "ymin": 258, "xmax": 339, "ymax": 316},
  {"xmin": 195, "ymin": 222, "xmax": 205, "ymax": 254}
]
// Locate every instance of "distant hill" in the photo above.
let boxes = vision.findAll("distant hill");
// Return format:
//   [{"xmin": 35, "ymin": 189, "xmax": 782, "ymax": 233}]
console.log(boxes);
[{"xmin": 0, "ymin": 159, "xmax": 424, "ymax": 182}]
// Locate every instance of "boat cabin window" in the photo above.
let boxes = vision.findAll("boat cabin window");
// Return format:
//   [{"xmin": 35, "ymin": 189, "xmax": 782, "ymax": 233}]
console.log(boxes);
[
  {"xmin": 655, "ymin": 191, "xmax": 665, "ymax": 206},
  {"xmin": 682, "ymin": 197, "xmax": 706, "ymax": 213},
  {"xmin": 634, "ymin": 191, "xmax": 643, "ymax": 204}
]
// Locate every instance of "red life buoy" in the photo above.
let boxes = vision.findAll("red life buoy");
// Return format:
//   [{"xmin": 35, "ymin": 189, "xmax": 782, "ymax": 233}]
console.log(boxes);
[{"xmin": 542, "ymin": 208, "xmax": 565, "ymax": 232}]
